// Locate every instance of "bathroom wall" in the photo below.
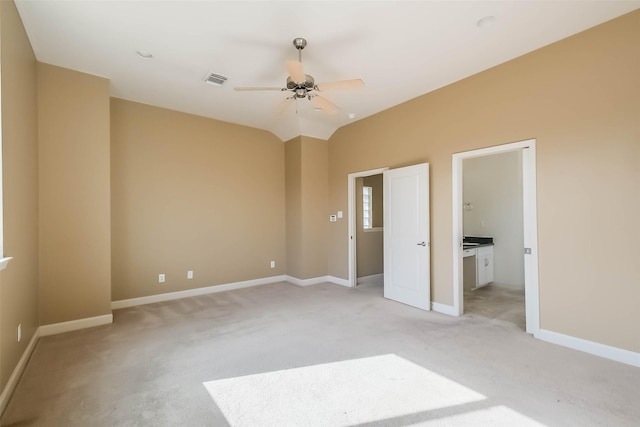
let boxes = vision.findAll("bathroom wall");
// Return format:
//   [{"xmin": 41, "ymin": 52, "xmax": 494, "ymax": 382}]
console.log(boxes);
[{"xmin": 463, "ymin": 151, "xmax": 524, "ymax": 288}]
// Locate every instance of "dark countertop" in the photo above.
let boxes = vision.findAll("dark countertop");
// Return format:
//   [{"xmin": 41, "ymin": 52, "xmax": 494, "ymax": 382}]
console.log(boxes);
[
  {"xmin": 463, "ymin": 243, "xmax": 494, "ymax": 250},
  {"xmin": 463, "ymin": 236, "xmax": 494, "ymax": 250}
]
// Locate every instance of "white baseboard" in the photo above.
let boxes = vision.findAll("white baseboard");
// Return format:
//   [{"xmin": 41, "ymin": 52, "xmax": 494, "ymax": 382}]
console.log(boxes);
[
  {"xmin": 111, "ymin": 275, "xmax": 287, "ymax": 310},
  {"xmin": 357, "ymin": 274, "xmax": 384, "ymax": 286},
  {"xmin": 285, "ymin": 275, "xmax": 319, "ymax": 286},
  {"xmin": 0, "ymin": 327, "xmax": 40, "ymax": 416},
  {"xmin": 285, "ymin": 275, "xmax": 351, "ymax": 287},
  {"xmin": 328, "ymin": 276, "xmax": 351, "ymax": 287},
  {"xmin": 39, "ymin": 314, "xmax": 113, "ymax": 337},
  {"xmin": 285, "ymin": 275, "xmax": 330, "ymax": 287},
  {"xmin": 535, "ymin": 329, "xmax": 640, "ymax": 368},
  {"xmin": 431, "ymin": 302, "xmax": 459, "ymax": 316}
]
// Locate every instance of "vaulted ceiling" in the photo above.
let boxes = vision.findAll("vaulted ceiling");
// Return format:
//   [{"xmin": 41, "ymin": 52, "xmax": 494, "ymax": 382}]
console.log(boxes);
[{"xmin": 15, "ymin": 1, "xmax": 640, "ymax": 141}]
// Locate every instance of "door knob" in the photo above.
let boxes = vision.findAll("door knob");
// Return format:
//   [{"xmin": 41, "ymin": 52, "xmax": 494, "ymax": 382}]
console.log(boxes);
[{"xmin": 417, "ymin": 242, "xmax": 426, "ymax": 246}]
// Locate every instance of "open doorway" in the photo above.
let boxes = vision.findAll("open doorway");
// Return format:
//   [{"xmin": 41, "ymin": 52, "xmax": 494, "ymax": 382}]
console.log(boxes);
[
  {"xmin": 348, "ymin": 164, "xmax": 431, "ymax": 311},
  {"xmin": 348, "ymin": 167, "xmax": 388, "ymax": 288},
  {"xmin": 355, "ymin": 174, "xmax": 384, "ymax": 287},
  {"xmin": 452, "ymin": 139, "xmax": 540, "ymax": 335},
  {"xmin": 462, "ymin": 151, "xmax": 525, "ymax": 330}
]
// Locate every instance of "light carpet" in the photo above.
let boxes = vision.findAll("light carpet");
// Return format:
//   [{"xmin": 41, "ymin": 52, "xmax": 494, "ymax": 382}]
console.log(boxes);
[
  {"xmin": 204, "ymin": 353, "xmax": 542, "ymax": 427},
  {"xmin": 2, "ymin": 281, "xmax": 639, "ymax": 426}
]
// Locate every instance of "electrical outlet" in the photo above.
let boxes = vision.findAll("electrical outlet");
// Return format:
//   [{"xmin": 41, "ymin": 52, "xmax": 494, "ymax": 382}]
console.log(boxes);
[
  {"xmin": 158, "ymin": 274, "xmax": 165, "ymax": 283},
  {"xmin": 270, "ymin": 261, "xmax": 275, "ymax": 268},
  {"xmin": 187, "ymin": 270, "xmax": 194, "ymax": 279},
  {"xmin": 17, "ymin": 324, "xmax": 21, "ymax": 343}
]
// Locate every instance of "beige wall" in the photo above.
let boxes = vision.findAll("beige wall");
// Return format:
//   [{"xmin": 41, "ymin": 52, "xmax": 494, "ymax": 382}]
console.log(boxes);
[
  {"xmin": 285, "ymin": 136, "xmax": 329, "ymax": 279},
  {"xmin": 0, "ymin": 0, "xmax": 39, "ymax": 391},
  {"xmin": 38, "ymin": 63, "xmax": 112, "ymax": 324},
  {"xmin": 356, "ymin": 175, "xmax": 383, "ymax": 278},
  {"xmin": 285, "ymin": 137, "xmax": 303, "ymax": 278},
  {"xmin": 300, "ymin": 136, "xmax": 329, "ymax": 278},
  {"xmin": 111, "ymin": 99, "xmax": 285, "ymax": 300},
  {"xmin": 328, "ymin": 11, "xmax": 640, "ymax": 352}
]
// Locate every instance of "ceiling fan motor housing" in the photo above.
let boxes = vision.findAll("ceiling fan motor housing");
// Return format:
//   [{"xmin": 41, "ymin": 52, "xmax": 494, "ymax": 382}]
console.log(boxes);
[
  {"xmin": 286, "ymin": 75, "xmax": 315, "ymax": 99},
  {"xmin": 287, "ymin": 75, "xmax": 315, "ymax": 90}
]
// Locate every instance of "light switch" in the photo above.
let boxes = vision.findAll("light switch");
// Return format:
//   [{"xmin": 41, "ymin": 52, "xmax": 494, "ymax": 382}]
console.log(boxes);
[{"xmin": 337, "ymin": 211, "xmax": 343, "ymax": 218}]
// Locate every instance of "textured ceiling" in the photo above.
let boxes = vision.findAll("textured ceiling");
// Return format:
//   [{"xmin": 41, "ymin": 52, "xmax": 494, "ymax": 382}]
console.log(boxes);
[{"xmin": 15, "ymin": 0, "xmax": 640, "ymax": 141}]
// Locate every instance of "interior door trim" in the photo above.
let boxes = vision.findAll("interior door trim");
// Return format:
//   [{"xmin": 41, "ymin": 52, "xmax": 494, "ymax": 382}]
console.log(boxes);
[{"xmin": 451, "ymin": 139, "xmax": 540, "ymax": 335}]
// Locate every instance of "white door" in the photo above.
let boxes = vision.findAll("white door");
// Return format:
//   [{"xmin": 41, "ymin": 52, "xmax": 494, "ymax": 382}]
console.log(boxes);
[{"xmin": 383, "ymin": 163, "xmax": 430, "ymax": 310}]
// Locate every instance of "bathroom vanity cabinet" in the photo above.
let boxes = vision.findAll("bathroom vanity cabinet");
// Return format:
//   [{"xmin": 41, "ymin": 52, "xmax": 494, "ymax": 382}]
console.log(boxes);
[{"xmin": 463, "ymin": 244, "xmax": 494, "ymax": 289}]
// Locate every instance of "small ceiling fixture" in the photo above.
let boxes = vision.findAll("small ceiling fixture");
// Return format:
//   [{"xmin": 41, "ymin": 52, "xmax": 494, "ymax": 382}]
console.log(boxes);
[
  {"xmin": 476, "ymin": 15, "xmax": 497, "ymax": 28},
  {"xmin": 347, "ymin": 113, "xmax": 356, "ymax": 119},
  {"xmin": 204, "ymin": 72, "xmax": 228, "ymax": 86},
  {"xmin": 136, "ymin": 50, "xmax": 153, "ymax": 59}
]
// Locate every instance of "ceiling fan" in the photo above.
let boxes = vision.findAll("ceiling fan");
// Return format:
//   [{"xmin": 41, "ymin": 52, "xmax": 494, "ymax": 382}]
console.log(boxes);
[{"xmin": 234, "ymin": 37, "xmax": 364, "ymax": 115}]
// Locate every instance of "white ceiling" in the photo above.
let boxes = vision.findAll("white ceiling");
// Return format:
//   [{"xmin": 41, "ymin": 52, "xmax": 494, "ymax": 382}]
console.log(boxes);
[{"xmin": 15, "ymin": 1, "xmax": 640, "ymax": 141}]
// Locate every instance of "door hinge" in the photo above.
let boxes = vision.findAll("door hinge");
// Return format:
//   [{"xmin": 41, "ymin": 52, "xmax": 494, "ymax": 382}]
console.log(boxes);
[{"xmin": 524, "ymin": 248, "xmax": 532, "ymax": 254}]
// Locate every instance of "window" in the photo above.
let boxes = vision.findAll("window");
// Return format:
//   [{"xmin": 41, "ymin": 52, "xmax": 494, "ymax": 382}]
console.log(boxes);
[{"xmin": 363, "ymin": 186, "xmax": 372, "ymax": 229}]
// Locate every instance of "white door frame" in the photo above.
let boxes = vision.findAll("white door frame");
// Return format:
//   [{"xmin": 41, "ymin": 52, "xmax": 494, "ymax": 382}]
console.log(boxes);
[
  {"xmin": 452, "ymin": 139, "xmax": 540, "ymax": 334},
  {"xmin": 348, "ymin": 167, "xmax": 389, "ymax": 287}
]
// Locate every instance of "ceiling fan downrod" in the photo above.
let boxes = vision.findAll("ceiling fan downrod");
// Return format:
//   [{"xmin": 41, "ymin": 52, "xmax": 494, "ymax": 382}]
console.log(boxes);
[
  {"xmin": 289, "ymin": 38, "xmax": 314, "ymax": 98},
  {"xmin": 293, "ymin": 37, "xmax": 307, "ymax": 63}
]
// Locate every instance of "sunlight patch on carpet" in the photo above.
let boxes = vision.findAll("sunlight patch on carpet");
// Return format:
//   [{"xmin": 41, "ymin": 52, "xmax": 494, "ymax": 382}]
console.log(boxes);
[
  {"xmin": 417, "ymin": 405, "xmax": 545, "ymax": 426},
  {"xmin": 203, "ymin": 354, "xmax": 511, "ymax": 426}
]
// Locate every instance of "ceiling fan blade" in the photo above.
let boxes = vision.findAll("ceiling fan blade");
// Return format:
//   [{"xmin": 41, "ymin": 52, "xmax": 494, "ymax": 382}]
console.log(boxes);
[
  {"xmin": 311, "ymin": 95, "xmax": 339, "ymax": 115},
  {"xmin": 316, "ymin": 79, "xmax": 365, "ymax": 91},
  {"xmin": 287, "ymin": 60, "xmax": 305, "ymax": 84},
  {"xmin": 234, "ymin": 87, "xmax": 284, "ymax": 91}
]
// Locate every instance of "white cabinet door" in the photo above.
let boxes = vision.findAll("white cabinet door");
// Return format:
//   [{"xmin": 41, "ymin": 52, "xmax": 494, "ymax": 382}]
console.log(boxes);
[
  {"xmin": 485, "ymin": 254, "xmax": 494, "ymax": 283},
  {"xmin": 476, "ymin": 246, "xmax": 494, "ymax": 286},
  {"xmin": 477, "ymin": 255, "xmax": 487, "ymax": 286}
]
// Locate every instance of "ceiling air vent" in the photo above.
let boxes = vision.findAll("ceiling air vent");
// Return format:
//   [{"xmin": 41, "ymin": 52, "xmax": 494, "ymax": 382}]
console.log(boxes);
[{"xmin": 204, "ymin": 72, "xmax": 228, "ymax": 86}]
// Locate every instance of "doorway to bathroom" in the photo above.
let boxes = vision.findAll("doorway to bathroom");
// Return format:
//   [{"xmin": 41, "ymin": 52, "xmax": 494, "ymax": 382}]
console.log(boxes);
[
  {"xmin": 462, "ymin": 150, "xmax": 525, "ymax": 330},
  {"xmin": 452, "ymin": 139, "xmax": 540, "ymax": 335}
]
